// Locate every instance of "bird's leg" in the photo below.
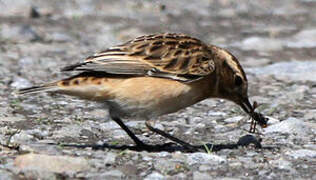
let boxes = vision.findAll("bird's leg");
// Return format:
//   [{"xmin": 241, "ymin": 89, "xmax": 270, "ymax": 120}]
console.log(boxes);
[
  {"xmin": 111, "ymin": 116, "xmax": 147, "ymax": 147},
  {"xmin": 53, "ymin": 117, "xmax": 263, "ymax": 152},
  {"xmin": 145, "ymin": 121, "xmax": 198, "ymax": 151},
  {"xmin": 110, "ymin": 117, "xmax": 198, "ymax": 152}
]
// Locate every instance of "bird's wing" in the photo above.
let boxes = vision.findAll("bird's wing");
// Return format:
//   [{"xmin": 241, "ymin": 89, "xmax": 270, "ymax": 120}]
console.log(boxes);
[{"xmin": 62, "ymin": 33, "xmax": 216, "ymax": 82}]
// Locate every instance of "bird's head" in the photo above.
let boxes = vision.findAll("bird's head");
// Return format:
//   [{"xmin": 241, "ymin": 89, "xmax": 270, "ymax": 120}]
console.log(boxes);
[
  {"xmin": 212, "ymin": 47, "xmax": 269, "ymax": 129},
  {"xmin": 211, "ymin": 46, "xmax": 254, "ymax": 117},
  {"xmin": 209, "ymin": 46, "xmax": 269, "ymax": 129}
]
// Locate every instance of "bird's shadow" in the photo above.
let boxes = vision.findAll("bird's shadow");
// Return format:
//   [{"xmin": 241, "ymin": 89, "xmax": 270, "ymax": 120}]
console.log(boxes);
[{"xmin": 47, "ymin": 134, "xmax": 276, "ymax": 153}]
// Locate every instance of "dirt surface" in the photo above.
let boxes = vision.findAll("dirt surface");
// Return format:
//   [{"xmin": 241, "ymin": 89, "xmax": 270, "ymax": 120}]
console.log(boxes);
[{"xmin": 0, "ymin": 0, "xmax": 315, "ymax": 179}]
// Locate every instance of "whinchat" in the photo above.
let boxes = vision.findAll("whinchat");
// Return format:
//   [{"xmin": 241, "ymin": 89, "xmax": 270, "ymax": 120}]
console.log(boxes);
[{"xmin": 19, "ymin": 33, "xmax": 268, "ymax": 152}]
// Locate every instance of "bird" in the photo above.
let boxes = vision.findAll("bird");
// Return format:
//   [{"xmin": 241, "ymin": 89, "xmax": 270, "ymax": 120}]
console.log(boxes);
[{"xmin": 18, "ymin": 33, "xmax": 268, "ymax": 152}]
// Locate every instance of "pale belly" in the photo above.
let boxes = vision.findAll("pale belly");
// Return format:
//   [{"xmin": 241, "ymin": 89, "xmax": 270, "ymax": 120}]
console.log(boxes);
[
  {"xmin": 105, "ymin": 95, "xmax": 198, "ymax": 119},
  {"xmin": 58, "ymin": 76, "xmax": 211, "ymax": 119},
  {"xmin": 104, "ymin": 77, "xmax": 208, "ymax": 119}
]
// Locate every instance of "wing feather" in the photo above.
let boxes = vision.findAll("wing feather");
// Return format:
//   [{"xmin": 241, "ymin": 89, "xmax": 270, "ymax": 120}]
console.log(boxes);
[{"xmin": 62, "ymin": 33, "xmax": 215, "ymax": 82}]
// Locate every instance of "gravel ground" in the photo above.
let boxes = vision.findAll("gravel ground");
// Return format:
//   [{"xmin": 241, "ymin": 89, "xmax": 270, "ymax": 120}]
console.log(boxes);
[{"xmin": 0, "ymin": 0, "xmax": 315, "ymax": 179}]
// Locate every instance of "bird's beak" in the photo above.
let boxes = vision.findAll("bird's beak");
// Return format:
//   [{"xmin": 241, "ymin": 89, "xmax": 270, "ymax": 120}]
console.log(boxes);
[
  {"xmin": 238, "ymin": 97, "xmax": 269, "ymax": 128},
  {"xmin": 239, "ymin": 97, "xmax": 253, "ymax": 115}
]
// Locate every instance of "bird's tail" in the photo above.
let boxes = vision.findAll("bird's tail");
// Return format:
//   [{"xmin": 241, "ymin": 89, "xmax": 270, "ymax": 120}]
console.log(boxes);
[
  {"xmin": 17, "ymin": 72, "xmax": 112, "ymax": 101},
  {"xmin": 18, "ymin": 82, "xmax": 58, "ymax": 95}
]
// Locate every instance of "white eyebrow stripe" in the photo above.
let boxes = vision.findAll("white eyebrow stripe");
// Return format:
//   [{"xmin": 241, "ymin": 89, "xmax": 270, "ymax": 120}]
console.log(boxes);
[
  {"xmin": 218, "ymin": 49, "xmax": 239, "ymax": 72},
  {"xmin": 218, "ymin": 48, "xmax": 247, "ymax": 80}
]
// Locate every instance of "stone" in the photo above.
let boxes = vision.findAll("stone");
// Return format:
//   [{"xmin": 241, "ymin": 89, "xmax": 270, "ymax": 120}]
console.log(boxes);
[
  {"xmin": 171, "ymin": 173, "xmax": 187, "ymax": 179},
  {"xmin": 53, "ymin": 124, "xmax": 82, "ymax": 138},
  {"xmin": 285, "ymin": 149, "xmax": 316, "ymax": 159},
  {"xmin": 48, "ymin": 32, "xmax": 72, "ymax": 43},
  {"xmin": 20, "ymin": 170, "xmax": 57, "ymax": 180},
  {"xmin": 270, "ymin": 159, "xmax": 294, "ymax": 171},
  {"xmin": 18, "ymin": 144, "xmax": 36, "ymax": 153},
  {"xmin": 142, "ymin": 155, "xmax": 153, "ymax": 161},
  {"xmin": 247, "ymin": 61, "xmax": 316, "ymax": 82},
  {"xmin": 303, "ymin": 110, "xmax": 316, "ymax": 120},
  {"xmin": 193, "ymin": 171, "xmax": 211, "ymax": 180},
  {"xmin": 11, "ymin": 130, "xmax": 33, "ymax": 143},
  {"xmin": 157, "ymin": 152, "xmax": 169, "ymax": 157},
  {"xmin": 0, "ymin": 169, "xmax": 14, "ymax": 180},
  {"xmin": 154, "ymin": 159, "xmax": 178, "ymax": 174},
  {"xmin": 208, "ymin": 111, "xmax": 227, "ymax": 117},
  {"xmin": 224, "ymin": 116, "xmax": 243, "ymax": 123},
  {"xmin": 286, "ymin": 29, "xmax": 316, "ymax": 48},
  {"xmin": 187, "ymin": 153, "xmax": 226, "ymax": 166},
  {"xmin": 0, "ymin": 24, "xmax": 40, "ymax": 42},
  {"xmin": 263, "ymin": 117, "xmax": 312, "ymax": 136},
  {"xmin": 144, "ymin": 172, "xmax": 165, "ymax": 180},
  {"xmin": 242, "ymin": 57, "xmax": 271, "ymax": 67},
  {"xmin": 99, "ymin": 169, "xmax": 124, "ymax": 179},
  {"xmin": 199, "ymin": 164, "xmax": 212, "ymax": 171},
  {"xmin": 10, "ymin": 77, "xmax": 32, "ymax": 89},
  {"xmin": 152, "ymin": 122, "xmax": 165, "ymax": 131},
  {"xmin": 19, "ymin": 57, "xmax": 36, "ymax": 66},
  {"xmin": 265, "ymin": 116, "xmax": 280, "ymax": 126},
  {"xmin": 97, "ymin": 152, "xmax": 116, "ymax": 165},
  {"xmin": 15, "ymin": 154, "xmax": 89, "ymax": 173},
  {"xmin": 100, "ymin": 121, "xmax": 120, "ymax": 130},
  {"xmin": 286, "ymin": 85, "xmax": 309, "ymax": 101},
  {"xmin": 0, "ymin": 116, "xmax": 25, "ymax": 122},
  {"xmin": 240, "ymin": 37, "xmax": 283, "ymax": 51}
]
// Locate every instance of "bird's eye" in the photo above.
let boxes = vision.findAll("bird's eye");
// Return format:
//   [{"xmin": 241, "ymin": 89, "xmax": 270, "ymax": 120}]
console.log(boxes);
[{"xmin": 234, "ymin": 75, "xmax": 243, "ymax": 86}]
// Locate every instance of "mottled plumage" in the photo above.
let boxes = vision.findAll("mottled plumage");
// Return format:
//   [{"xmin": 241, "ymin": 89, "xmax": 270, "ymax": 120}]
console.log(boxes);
[
  {"xmin": 62, "ymin": 33, "xmax": 216, "ymax": 82},
  {"xmin": 19, "ymin": 33, "xmax": 267, "ymax": 151}
]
